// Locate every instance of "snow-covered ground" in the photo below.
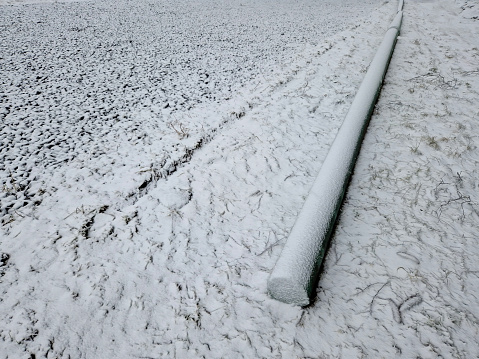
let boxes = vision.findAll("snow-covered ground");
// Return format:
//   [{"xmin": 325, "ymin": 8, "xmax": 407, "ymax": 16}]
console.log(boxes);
[
  {"xmin": 1, "ymin": 0, "xmax": 479, "ymax": 357},
  {"xmin": 0, "ymin": 0, "xmax": 378, "ymax": 222}
]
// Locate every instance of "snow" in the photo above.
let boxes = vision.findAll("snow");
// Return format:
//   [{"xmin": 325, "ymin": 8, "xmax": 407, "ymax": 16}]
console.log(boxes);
[
  {"xmin": 0, "ymin": 0, "xmax": 86, "ymax": 4},
  {"xmin": 459, "ymin": 0, "xmax": 479, "ymax": 19},
  {"xmin": 1, "ymin": 0, "xmax": 479, "ymax": 357}
]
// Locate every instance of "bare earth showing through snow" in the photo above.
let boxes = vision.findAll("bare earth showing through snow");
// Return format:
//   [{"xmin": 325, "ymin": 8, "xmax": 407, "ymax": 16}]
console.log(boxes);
[
  {"xmin": 0, "ymin": 0, "xmax": 377, "ymax": 223},
  {"xmin": 2, "ymin": 0, "xmax": 479, "ymax": 358}
]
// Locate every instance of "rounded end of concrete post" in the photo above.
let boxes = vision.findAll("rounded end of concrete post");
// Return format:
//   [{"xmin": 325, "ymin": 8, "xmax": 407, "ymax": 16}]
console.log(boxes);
[{"xmin": 267, "ymin": 277, "xmax": 310, "ymax": 306}]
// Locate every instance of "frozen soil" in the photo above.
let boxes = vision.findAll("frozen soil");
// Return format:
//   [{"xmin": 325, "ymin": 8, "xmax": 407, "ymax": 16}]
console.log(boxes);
[
  {"xmin": 1, "ymin": 0, "xmax": 479, "ymax": 358},
  {"xmin": 0, "ymin": 0, "xmax": 377, "ymax": 223}
]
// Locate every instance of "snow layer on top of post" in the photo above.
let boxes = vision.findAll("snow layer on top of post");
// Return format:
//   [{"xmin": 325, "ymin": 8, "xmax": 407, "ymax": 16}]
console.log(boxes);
[{"xmin": 267, "ymin": 9, "xmax": 403, "ymax": 306}]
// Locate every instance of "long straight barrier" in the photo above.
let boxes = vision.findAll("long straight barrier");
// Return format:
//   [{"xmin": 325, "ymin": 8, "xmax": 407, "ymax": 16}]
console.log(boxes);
[{"xmin": 267, "ymin": 8, "xmax": 404, "ymax": 306}]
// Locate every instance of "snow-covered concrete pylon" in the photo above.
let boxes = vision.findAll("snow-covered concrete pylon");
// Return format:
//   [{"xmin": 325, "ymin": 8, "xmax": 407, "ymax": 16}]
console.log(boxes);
[{"xmin": 268, "ymin": 9, "xmax": 404, "ymax": 306}]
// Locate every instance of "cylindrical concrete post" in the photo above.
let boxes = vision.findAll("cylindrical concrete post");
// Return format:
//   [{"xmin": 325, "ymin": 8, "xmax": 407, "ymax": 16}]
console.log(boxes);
[{"xmin": 267, "ymin": 11, "xmax": 403, "ymax": 306}]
